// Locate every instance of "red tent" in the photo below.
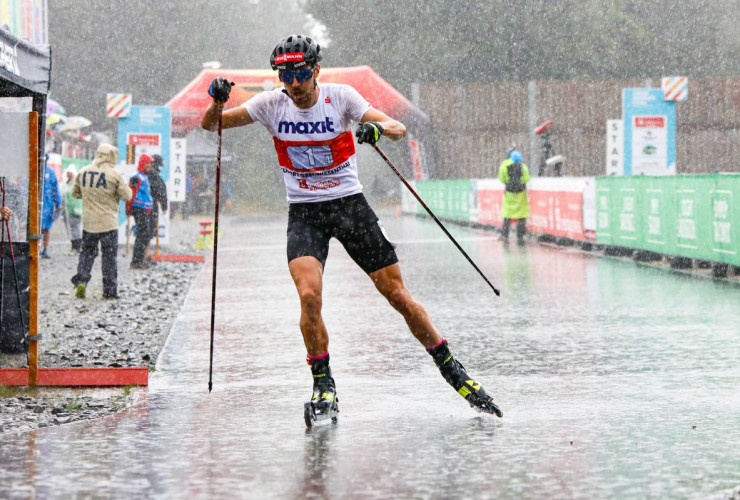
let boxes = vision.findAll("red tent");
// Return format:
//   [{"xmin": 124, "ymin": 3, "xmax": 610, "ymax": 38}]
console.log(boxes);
[{"xmin": 166, "ymin": 66, "xmax": 426, "ymax": 137}]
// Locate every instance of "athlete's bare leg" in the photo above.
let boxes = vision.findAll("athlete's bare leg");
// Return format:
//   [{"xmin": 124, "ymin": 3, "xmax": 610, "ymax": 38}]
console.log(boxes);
[
  {"xmin": 289, "ymin": 256, "xmax": 329, "ymax": 356},
  {"xmin": 369, "ymin": 263, "xmax": 442, "ymax": 348}
]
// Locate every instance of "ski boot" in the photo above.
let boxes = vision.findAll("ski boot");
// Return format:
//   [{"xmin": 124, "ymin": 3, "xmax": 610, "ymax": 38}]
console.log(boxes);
[
  {"xmin": 428, "ymin": 339, "xmax": 503, "ymax": 417},
  {"xmin": 304, "ymin": 354, "xmax": 339, "ymax": 428}
]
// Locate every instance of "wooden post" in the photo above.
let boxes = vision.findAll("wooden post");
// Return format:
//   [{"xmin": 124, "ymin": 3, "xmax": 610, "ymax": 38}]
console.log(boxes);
[{"xmin": 27, "ymin": 112, "xmax": 39, "ymax": 387}]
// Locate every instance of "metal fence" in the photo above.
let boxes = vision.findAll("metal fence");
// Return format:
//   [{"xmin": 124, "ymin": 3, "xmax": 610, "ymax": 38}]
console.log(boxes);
[{"xmin": 418, "ymin": 78, "xmax": 740, "ymax": 179}]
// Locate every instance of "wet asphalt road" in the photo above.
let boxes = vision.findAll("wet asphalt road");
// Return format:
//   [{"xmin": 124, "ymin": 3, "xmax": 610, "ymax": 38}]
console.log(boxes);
[{"xmin": 1, "ymin": 213, "xmax": 739, "ymax": 499}]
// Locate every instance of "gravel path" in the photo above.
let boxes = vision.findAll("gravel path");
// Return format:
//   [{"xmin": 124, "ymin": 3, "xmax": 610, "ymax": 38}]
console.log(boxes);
[{"xmin": 0, "ymin": 216, "xmax": 208, "ymax": 434}]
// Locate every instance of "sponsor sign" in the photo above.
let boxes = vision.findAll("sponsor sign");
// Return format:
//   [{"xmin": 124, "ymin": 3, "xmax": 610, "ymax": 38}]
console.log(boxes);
[
  {"xmin": 476, "ymin": 179, "xmax": 504, "ymax": 226},
  {"xmin": 710, "ymin": 190, "xmax": 735, "ymax": 256},
  {"xmin": 644, "ymin": 187, "xmax": 669, "ymax": 247},
  {"xmin": 526, "ymin": 178, "xmax": 595, "ymax": 241},
  {"xmin": 675, "ymin": 189, "xmax": 698, "ymax": 250},
  {"xmin": 596, "ymin": 175, "xmax": 739, "ymax": 266},
  {"xmin": 622, "ymin": 88, "xmax": 676, "ymax": 176},
  {"xmin": 596, "ymin": 185, "xmax": 612, "ymax": 241},
  {"xmin": 0, "ymin": 38, "xmax": 19, "ymax": 75},
  {"xmin": 528, "ymin": 189, "xmax": 584, "ymax": 239},
  {"xmin": 0, "ymin": 27, "xmax": 51, "ymax": 95},
  {"xmin": 582, "ymin": 178, "xmax": 597, "ymax": 241},
  {"xmin": 126, "ymin": 133, "xmax": 161, "ymax": 165},
  {"xmin": 415, "ymin": 180, "xmax": 474, "ymax": 222},
  {"xmin": 116, "ymin": 106, "xmax": 171, "ymax": 245},
  {"xmin": 274, "ymin": 52, "xmax": 305, "ymax": 65},
  {"xmin": 474, "ymin": 177, "xmax": 596, "ymax": 242}
]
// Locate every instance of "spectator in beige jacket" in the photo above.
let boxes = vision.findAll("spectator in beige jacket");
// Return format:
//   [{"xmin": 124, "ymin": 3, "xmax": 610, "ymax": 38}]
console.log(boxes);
[{"xmin": 70, "ymin": 144, "xmax": 132, "ymax": 299}]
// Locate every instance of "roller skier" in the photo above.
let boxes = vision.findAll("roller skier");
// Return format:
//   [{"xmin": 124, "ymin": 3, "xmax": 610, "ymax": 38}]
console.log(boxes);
[{"xmin": 201, "ymin": 35, "xmax": 502, "ymax": 427}]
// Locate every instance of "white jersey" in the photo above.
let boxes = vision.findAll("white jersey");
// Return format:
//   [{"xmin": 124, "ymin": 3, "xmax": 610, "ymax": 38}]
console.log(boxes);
[{"xmin": 244, "ymin": 83, "xmax": 371, "ymax": 203}]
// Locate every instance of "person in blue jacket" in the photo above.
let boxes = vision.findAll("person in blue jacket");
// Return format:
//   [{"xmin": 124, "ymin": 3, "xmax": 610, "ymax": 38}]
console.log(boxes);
[
  {"xmin": 41, "ymin": 157, "xmax": 62, "ymax": 259},
  {"xmin": 127, "ymin": 155, "xmax": 155, "ymax": 269}
]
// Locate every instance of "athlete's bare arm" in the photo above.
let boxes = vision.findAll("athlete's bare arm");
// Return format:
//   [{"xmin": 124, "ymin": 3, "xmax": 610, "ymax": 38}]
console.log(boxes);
[
  {"xmin": 201, "ymin": 101, "xmax": 254, "ymax": 131},
  {"xmin": 361, "ymin": 108, "xmax": 406, "ymax": 140}
]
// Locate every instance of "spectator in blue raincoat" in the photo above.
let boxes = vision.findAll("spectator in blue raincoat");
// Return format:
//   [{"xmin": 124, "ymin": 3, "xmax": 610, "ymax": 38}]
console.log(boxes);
[{"xmin": 41, "ymin": 159, "xmax": 62, "ymax": 259}]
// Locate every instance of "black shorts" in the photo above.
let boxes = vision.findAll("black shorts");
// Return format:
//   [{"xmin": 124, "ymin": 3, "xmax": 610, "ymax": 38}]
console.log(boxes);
[{"xmin": 287, "ymin": 193, "xmax": 398, "ymax": 274}]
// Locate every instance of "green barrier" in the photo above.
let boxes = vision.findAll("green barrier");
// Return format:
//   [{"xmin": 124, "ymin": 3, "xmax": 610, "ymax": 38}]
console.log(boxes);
[
  {"xmin": 596, "ymin": 174, "xmax": 740, "ymax": 265},
  {"xmin": 415, "ymin": 180, "xmax": 473, "ymax": 222},
  {"xmin": 61, "ymin": 157, "xmax": 89, "ymax": 172}
]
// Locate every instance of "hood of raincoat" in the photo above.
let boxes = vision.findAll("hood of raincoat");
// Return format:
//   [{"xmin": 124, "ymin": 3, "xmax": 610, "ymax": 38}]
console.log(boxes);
[
  {"xmin": 64, "ymin": 165, "xmax": 77, "ymax": 180},
  {"xmin": 60, "ymin": 164, "xmax": 77, "ymax": 195},
  {"xmin": 92, "ymin": 143, "xmax": 119, "ymax": 168},
  {"xmin": 138, "ymin": 154, "xmax": 153, "ymax": 175}
]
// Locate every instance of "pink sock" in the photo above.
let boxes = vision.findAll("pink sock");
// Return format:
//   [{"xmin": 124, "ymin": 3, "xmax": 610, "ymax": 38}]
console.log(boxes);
[
  {"xmin": 306, "ymin": 351, "xmax": 329, "ymax": 364},
  {"xmin": 426, "ymin": 338, "xmax": 446, "ymax": 350}
]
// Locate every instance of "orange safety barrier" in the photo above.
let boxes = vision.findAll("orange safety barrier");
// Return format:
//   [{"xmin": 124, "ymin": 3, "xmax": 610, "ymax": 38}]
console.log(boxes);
[{"xmin": 0, "ymin": 367, "xmax": 149, "ymax": 387}]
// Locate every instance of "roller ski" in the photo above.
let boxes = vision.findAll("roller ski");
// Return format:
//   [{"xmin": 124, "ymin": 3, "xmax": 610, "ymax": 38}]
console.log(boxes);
[
  {"xmin": 304, "ymin": 354, "xmax": 339, "ymax": 428},
  {"xmin": 428, "ymin": 339, "xmax": 503, "ymax": 418}
]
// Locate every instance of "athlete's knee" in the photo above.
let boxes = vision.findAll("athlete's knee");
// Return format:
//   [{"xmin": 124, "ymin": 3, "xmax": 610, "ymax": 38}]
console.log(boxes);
[
  {"xmin": 298, "ymin": 287, "xmax": 323, "ymax": 315},
  {"xmin": 386, "ymin": 286, "xmax": 420, "ymax": 316}
]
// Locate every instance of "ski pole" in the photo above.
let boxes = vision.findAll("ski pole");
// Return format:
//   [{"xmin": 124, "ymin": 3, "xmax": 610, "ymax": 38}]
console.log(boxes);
[
  {"xmin": 0, "ymin": 178, "xmax": 27, "ymax": 340},
  {"xmin": 372, "ymin": 144, "xmax": 501, "ymax": 296},
  {"xmin": 0, "ymin": 178, "xmax": 6, "ymax": 328},
  {"xmin": 208, "ymin": 110, "xmax": 224, "ymax": 392}
]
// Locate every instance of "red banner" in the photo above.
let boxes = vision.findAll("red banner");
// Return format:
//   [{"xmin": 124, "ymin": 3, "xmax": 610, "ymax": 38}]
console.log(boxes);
[
  {"xmin": 128, "ymin": 134, "xmax": 160, "ymax": 146},
  {"xmin": 408, "ymin": 138, "xmax": 423, "ymax": 181},
  {"xmin": 528, "ymin": 189, "xmax": 588, "ymax": 240},
  {"xmin": 477, "ymin": 185, "xmax": 504, "ymax": 226}
]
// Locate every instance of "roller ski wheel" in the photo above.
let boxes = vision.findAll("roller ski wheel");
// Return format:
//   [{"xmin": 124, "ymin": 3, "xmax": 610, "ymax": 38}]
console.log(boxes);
[
  {"xmin": 429, "ymin": 340, "xmax": 503, "ymax": 418},
  {"xmin": 305, "ymin": 354, "xmax": 339, "ymax": 428},
  {"xmin": 466, "ymin": 391, "xmax": 503, "ymax": 418},
  {"xmin": 304, "ymin": 399, "xmax": 339, "ymax": 428}
]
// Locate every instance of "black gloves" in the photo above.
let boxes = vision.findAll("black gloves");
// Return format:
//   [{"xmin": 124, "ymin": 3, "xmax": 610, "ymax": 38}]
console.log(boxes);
[
  {"xmin": 355, "ymin": 122, "xmax": 384, "ymax": 145},
  {"xmin": 209, "ymin": 77, "xmax": 235, "ymax": 103}
]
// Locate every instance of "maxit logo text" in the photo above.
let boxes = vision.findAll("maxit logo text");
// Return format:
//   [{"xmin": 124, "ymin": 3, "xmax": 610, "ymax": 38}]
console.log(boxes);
[{"xmin": 279, "ymin": 117, "xmax": 335, "ymax": 134}]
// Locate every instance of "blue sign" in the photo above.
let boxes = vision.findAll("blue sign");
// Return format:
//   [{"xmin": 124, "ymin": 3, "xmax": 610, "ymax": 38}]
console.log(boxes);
[
  {"xmin": 115, "ymin": 106, "xmax": 172, "ymax": 241},
  {"xmin": 116, "ymin": 105, "xmax": 171, "ymax": 180},
  {"xmin": 622, "ymin": 88, "xmax": 676, "ymax": 176}
]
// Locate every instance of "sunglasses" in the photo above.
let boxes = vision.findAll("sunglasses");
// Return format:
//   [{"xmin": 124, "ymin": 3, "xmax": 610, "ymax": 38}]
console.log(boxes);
[{"xmin": 278, "ymin": 67, "xmax": 315, "ymax": 84}]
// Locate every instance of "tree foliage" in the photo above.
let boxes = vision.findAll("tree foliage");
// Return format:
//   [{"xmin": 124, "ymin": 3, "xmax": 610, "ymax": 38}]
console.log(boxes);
[
  {"xmin": 48, "ymin": 0, "xmax": 310, "ymax": 123},
  {"xmin": 305, "ymin": 0, "xmax": 739, "ymax": 91}
]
